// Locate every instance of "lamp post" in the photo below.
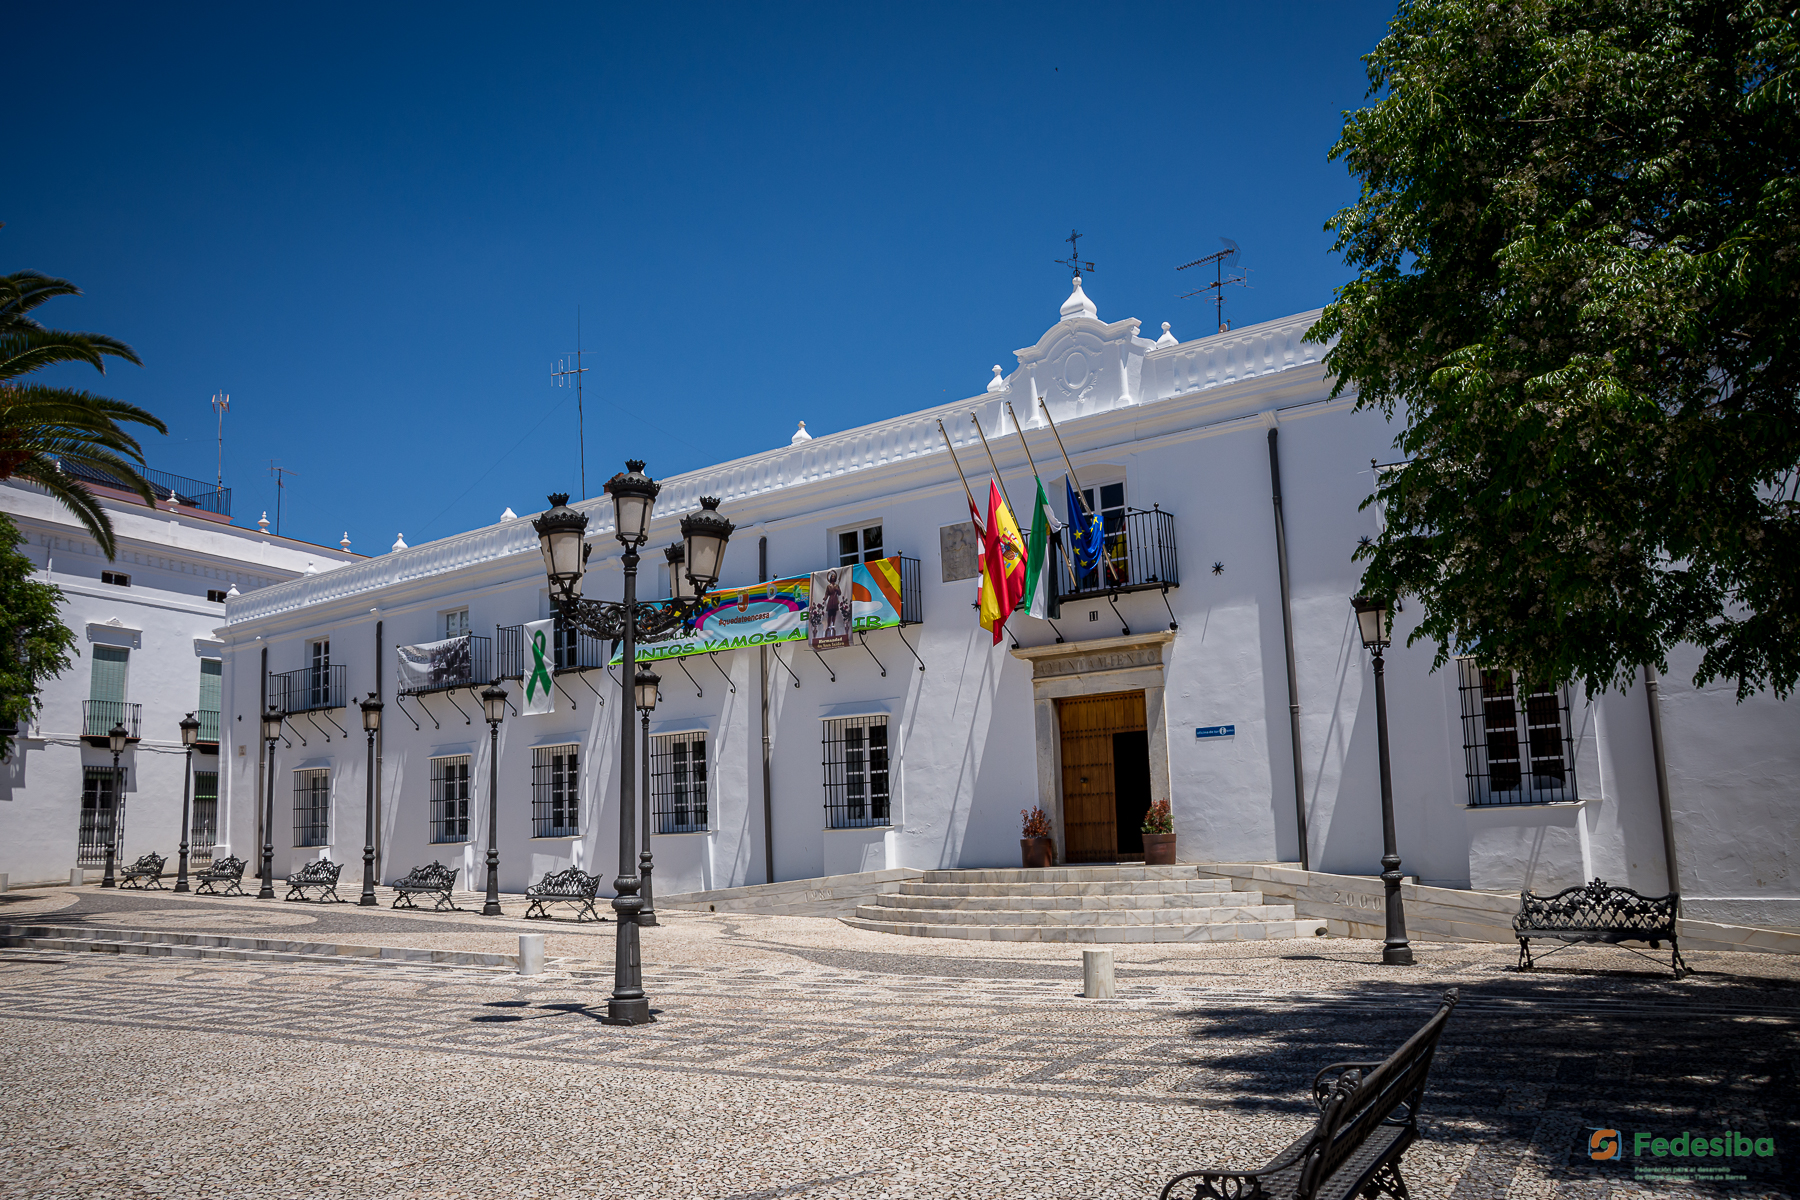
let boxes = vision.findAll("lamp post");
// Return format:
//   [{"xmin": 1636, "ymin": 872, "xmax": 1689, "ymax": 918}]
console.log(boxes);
[
  {"xmin": 259, "ymin": 705, "xmax": 283, "ymax": 899},
  {"xmin": 1352, "ymin": 595, "xmax": 1412, "ymax": 966},
  {"xmin": 174, "ymin": 712, "xmax": 201, "ymax": 892},
  {"xmin": 481, "ymin": 682, "xmax": 508, "ymax": 916},
  {"xmin": 100, "ymin": 721, "xmax": 129, "ymax": 887},
  {"xmin": 532, "ymin": 462, "xmax": 733, "ymax": 1026},
  {"xmin": 636, "ymin": 666, "xmax": 660, "ymax": 927},
  {"xmin": 359, "ymin": 694, "xmax": 383, "ymax": 906}
]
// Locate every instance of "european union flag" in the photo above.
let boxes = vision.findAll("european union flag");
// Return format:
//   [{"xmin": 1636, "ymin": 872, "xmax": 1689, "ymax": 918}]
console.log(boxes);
[{"xmin": 1066, "ymin": 478, "xmax": 1103, "ymax": 574}]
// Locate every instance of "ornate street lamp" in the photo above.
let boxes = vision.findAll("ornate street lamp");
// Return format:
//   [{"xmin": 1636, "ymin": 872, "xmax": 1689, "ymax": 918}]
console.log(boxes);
[
  {"xmin": 532, "ymin": 464, "xmax": 733, "ymax": 1026},
  {"xmin": 636, "ymin": 666, "xmax": 660, "ymax": 927},
  {"xmin": 665, "ymin": 543, "xmax": 695, "ymax": 602},
  {"xmin": 100, "ymin": 721, "xmax": 129, "ymax": 888},
  {"xmin": 259, "ymin": 705, "xmax": 284, "ymax": 899},
  {"xmin": 174, "ymin": 712, "xmax": 201, "ymax": 892},
  {"xmin": 481, "ymin": 682, "xmax": 508, "ymax": 916},
  {"xmin": 1352, "ymin": 595, "xmax": 1413, "ymax": 966},
  {"xmin": 359, "ymin": 694, "xmax": 383, "ymax": 906}
]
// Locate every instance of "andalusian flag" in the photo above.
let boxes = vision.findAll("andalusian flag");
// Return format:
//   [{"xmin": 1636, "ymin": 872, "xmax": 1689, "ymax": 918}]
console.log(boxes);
[
  {"xmin": 982, "ymin": 481, "xmax": 1027, "ymax": 643},
  {"xmin": 1021, "ymin": 476, "xmax": 1061, "ymax": 620}
]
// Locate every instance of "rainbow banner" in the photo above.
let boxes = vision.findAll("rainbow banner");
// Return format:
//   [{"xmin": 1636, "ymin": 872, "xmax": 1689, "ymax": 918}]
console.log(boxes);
[{"xmin": 613, "ymin": 556, "xmax": 907, "ymax": 663}]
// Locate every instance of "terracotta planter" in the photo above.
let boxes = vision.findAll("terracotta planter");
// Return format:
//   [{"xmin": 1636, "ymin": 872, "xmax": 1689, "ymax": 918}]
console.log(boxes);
[
  {"xmin": 1142, "ymin": 832, "xmax": 1177, "ymax": 865},
  {"xmin": 1020, "ymin": 837, "xmax": 1055, "ymax": 868}
]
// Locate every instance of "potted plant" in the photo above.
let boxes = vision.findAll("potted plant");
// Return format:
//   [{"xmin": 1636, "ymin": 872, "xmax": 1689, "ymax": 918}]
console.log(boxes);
[
  {"xmin": 1142, "ymin": 799, "xmax": 1176, "ymax": 864},
  {"xmin": 1020, "ymin": 806, "xmax": 1055, "ymax": 868}
]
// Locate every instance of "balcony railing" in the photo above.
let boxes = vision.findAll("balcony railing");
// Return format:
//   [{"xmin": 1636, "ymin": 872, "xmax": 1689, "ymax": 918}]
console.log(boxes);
[
  {"xmin": 1059, "ymin": 507, "xmax": 1179, "ymax": 600},
  {"xmin": 82, "ymin": 699, "xmax": 142, "ymax": 740},
  {"xmin": 272, "ymin": 664, "xmax": 348, "ymax": 713},
  {"xmin": 52, "ymin": 458, "xmax": 232, "ymax": 518},
  {"xmin": 497, "ymin": 621, "xmax": 609, "ymax": 679},
  {"xmin": 894, "ymin": 554, "xmax": 924, "ymax": 625},
  {"xmin": 197, "ymin": 708, "xmax": 221, "ymax": 744},
  {"xmin": 398, "ymin": 634, "xmax": 492, "ymax": 696}
]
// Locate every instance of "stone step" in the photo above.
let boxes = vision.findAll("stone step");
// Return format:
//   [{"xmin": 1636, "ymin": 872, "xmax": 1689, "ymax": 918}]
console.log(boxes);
[
  {"xmin": 0, "ymin": 924, "xmax": 520, "ymax": 970},
  {"xmin": 918, "ymin": 866, "xmax": 1207, "ymax": 885},
  {"xmin": 880, "ymin": 889, "xmax": 1266, "ymax": 911},
  {"xmin": 899, "ymin": 878, "xmax": 1237, "ymax": 898},
  {"xmin": 840, "ymin": 915, "xmax": 1314, "ymax": 943},
  {"xmin": 851, "ymin": 902, "xmax": 1298, "ymax": 927}
]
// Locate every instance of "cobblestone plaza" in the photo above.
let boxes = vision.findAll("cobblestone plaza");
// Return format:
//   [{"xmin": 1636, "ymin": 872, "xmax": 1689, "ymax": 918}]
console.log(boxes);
[{"xmin": 2, "ymin": 886, "xmax": 1795, "ymax": 1199}]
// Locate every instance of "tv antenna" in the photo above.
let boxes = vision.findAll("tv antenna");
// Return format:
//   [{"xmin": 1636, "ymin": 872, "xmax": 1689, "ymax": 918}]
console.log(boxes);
[
  {"xmin": 211, "ymin": 391, "xmax": 229, "ymax": 498},
  {"xmin": 551, "ymin": 307, "xmax": 589, "ymax": 499},
  {"xmin": 1178, "ymin": 238, "xmax": 1247, "ymax": 333},
  {"xmin": 267, "ymin": 460, "xmax": 298, "ymax": 536},
  {"xmin": 1054, "ymin": 229, "xmax": 1096, "ymax": 279}
]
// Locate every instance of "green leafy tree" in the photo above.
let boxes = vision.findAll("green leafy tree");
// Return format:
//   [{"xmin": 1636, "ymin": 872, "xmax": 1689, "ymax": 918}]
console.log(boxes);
[
  {"xmin": 1312, "ymin": 0, "xmax": 1800, "ymax": 699},
  {"xmin": 1, "ymin": 244, "xmax": 166, "ymax": 559},
  {"xmin": 0, "ymin": 511, "xmax": 76, "ymax": 760}
]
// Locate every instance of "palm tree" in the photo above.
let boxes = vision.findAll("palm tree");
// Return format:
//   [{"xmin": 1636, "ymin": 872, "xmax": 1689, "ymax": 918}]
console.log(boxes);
[{"xmin": 0, "ymin": 260, "xmax": 165, "ymax": 558}]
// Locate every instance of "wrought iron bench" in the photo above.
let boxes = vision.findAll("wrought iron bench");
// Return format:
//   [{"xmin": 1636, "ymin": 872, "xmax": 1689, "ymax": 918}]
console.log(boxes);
[
  {"xmin": 1515, "ymin": 877, "xmax": 1686, "ymax": 977},
  {"xmin": 193, "ymin": 855, "xmax": 247, "ymax": 896},
  {"xmin": 391, "ymin": 861, "xmax": 462, "ymax": 912},
  {"xmin": 118, "ymin": 853, "xmax": 167, "ymax": 889},
  {"xmin": 284, "ymin": 858, "xmax": 345, "ymax": 903},
  {"xmin": 1161, "ymin": 990, "xmax": 1459, "ymax": 1200},
  {"xmin": 523, "ymin": 867, "xmax": 607, "ymax": 922}
]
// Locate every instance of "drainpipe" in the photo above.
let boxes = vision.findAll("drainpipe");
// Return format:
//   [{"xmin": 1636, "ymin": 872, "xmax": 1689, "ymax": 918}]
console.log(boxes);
[
  {"xmin": 1644, "ymin": 666, "xmax": 1680, "ymax": 909},
  {"xmin": 1267, "ymin": 424, "xmax": 1310, "ymax": 870},
  {"xmin": 759, "ymin": 536, "xmax": 776, "ymax": 885},
  {"xmin": 257, "ymin": 644, "xmax": 267, "ymax": 855},
  {"xmin": 375, "ymin": 619, "xmax": 384, "ymax": 881}
]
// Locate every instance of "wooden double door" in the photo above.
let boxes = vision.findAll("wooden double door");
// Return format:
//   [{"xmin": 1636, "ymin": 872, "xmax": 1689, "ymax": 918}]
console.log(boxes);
[{"xmin": 1057, "ymin": 689, "xmax": 1152, "ymax": 863}]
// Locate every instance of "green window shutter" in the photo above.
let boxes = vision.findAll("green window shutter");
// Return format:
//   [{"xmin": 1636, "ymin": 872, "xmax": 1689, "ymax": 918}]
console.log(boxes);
[
  {"xmin": 89, "ymin": 646, "xmax": 129, "ymax": 704},
  {"xmin": 198, "ymin": 659, "xmax": 222, "ymax": 712}
]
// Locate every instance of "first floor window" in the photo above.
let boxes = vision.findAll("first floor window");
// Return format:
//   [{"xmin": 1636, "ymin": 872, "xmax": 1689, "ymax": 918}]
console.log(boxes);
[
  {"xmin": 823, "ymin": 716, "xmax": 890, "ymax": 829},
  {"xmin": 77, "ymin": 767, "xmax": 121, "ymax": 867},
  {"xmin": 1456, "ymin": 658, "xmax": 1575, "ymax": 806},
  {"xmin": 293, "ymin": 769, "xmax": 330, "ymax": 846},
  {"xmin": 651, "ymin": 732, "xmax": 708, "ymax": 833},
  {"xmin": 531, "ymin": 744, "xmax": 580, "ymax": 837},
  {"xmin": 837, "ymin": 523, "xmax": 884, "ymax": 566},
  {"xmin": 431, "ymin": 755, "xmax": 471, "ymax": 843},
  {"xmin": 190, "ymin": 771, "xmax": 219, "ymax": 864}
]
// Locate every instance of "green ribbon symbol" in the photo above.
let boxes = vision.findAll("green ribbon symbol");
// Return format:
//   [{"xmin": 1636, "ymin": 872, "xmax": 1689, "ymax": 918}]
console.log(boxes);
[{"xmin": 527, "ymin": 629, "xmax": 553, "ymax": 702}]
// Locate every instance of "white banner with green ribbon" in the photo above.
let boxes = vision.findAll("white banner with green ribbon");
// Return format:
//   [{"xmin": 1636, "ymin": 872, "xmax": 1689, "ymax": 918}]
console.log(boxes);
[{"xmin": 521, "ymin": 618, "xmax": 556, "ymax": 715}]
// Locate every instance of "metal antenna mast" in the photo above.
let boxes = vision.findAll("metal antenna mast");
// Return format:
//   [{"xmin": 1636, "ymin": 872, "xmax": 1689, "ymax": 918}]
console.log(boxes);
[
  {"xmin": 1178, "ymin": 238, "xmax": 1247, "ymax": 333},
  {"xmin": 267, "ymin": 461, "xmax": 298, "ymax": 536},
  {"xmin": 211, "ymin": 391, "xmax": 230, "ymax": 499},
  {"xmin": 551, "ymin": 308, "xmax": 590, "ymax": 499},
  {"xmin": 1054, "ymin": 229, "xmax": 1097, "ymax": 279}
]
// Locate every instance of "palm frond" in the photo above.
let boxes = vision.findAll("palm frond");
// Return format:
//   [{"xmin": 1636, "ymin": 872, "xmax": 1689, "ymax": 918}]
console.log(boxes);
[
  {"xmin": 0, "ymin": 270, "xmax": 83, "ymax": 330},
  {"xmin": 11, "ymin": 455, "xmax": 121, "ymax": 557},
  {"xmin": 0, "ymin": 328, "xmax": 141, "ymax": 381}
]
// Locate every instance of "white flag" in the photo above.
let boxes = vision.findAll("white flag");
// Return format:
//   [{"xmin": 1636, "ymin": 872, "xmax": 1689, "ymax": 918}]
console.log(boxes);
[{"xmin": 521, "ymin": 618, "xmax": 556, "ymax": 715}]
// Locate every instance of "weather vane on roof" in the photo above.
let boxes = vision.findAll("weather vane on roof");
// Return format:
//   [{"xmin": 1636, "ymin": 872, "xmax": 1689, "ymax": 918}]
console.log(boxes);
[{"xmin": 1055, "ymin": 229, "xmax": 1096, "ymax": 279}]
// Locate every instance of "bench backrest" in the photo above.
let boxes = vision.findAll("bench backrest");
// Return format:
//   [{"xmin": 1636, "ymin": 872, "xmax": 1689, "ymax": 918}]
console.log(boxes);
[
  {"xmin": 209, "ymin": 855, "xmax": 246, "ymax": 878},
  {"xmin": 1516, "ymin": 877, "xmax": 1677, "ymax": 933},
  {"xmin": 129, "ymin": 853, "xmax": 165, "ymax": 872},
  {"xmin": 536, "ymin": 867, "xmax": 601, "ymax": 893},
  {"xmin": 1296, "ymin": 989, "xmax": 1459, "ymax": 1200},
  {"xmin": 402, "ymin": 861, "xmax": 457, "ymax": 889}
]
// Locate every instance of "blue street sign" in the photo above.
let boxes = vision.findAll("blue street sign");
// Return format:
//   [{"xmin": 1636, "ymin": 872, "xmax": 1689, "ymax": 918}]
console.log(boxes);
[{"xmin": 1195, "ymin": 725, "xmax": 1236, "ymax": 739}]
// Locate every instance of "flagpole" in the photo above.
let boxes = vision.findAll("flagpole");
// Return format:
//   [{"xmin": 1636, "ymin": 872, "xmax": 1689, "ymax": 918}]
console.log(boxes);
[
  {"xmin": 936, "ymin": 419, "xmax": 982, "ymax": 516},
  {"xmin": 1038, "ymin": 399, "xmax": 1094, "ymax": 517},
  {"xmin": 1003, "ymin": 401, "xmax": 1048, "ymax": 485},
  {"xmin": 970, "ymin": 413, "xmax": 1014, "ymax": 513}
]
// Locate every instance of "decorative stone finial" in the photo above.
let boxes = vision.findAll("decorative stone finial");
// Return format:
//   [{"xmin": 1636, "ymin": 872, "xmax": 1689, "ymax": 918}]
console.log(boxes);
[
  {"xmin": 168, "ymin": 488, "xmax": 179, "ymax": 503},
  {"xmin": 340, "ymin": 532, "xmax": 352, "ymax": 551},
  {"xmin": 1060, "ymin": 274, "xmax": 1097, "ymax": 321},
  {"xmin": 392, "ymin": 532, "xmax": 408, "ymax": 552},
  {"xmin": 1156, "ymin": 321, "xmax": 1178, "ymax": 348},
  {"xmin": 225, "ymin": 583, "xmax": 240, "ymax": 598},
  {"xmin": 791, "ymin": 421, "xmax": 813, "ymax": 445},
  {"xmin": 304, "ymin": 561, "xmax": 318, "ymax": 574},
  {"xmin": 257, "ymin": 512, "xmax": 270, "ymax": 533},
  {"xmin": 986, "ymin": 365, "xmax": 1007, "ymax": 393},
  {"xmin": 500, "ymin": 507, "xmax": 517, "ymax": 522}
]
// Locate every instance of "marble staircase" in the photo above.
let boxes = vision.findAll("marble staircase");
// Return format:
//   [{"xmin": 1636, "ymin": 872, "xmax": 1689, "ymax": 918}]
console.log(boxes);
[{"xmin": 842, "ymin": 865, "xmax": 1317, "ymax": 942}]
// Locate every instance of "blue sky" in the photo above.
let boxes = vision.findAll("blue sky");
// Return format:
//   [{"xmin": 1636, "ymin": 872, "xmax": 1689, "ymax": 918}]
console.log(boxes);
[{"xmin": 12, "ymin": 1, "xmax": 1394, "ymax": 551}]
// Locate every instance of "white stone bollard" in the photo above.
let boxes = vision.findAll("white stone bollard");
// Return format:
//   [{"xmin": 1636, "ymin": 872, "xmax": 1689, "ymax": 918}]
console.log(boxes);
[
  {"xmin": 69, "ymin": 868, "xmax": 85, "ymax": 887},
  {"xmin": 518, "ymin": 933, "xmax": 546, "ymax": 976},
  {"xmin": 0, "ymin": 873, "xmax": 8, "ymax": 893},
  {"xmin": 1083, "ymin": 949, "xmax": 1115, "ymax": 999}
]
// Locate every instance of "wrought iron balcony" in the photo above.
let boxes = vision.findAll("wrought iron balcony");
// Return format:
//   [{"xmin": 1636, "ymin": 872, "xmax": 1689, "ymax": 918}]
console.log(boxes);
[
  {"xmin": 82, "ymin": 699, "xmax": 141, "ymax": 742},
  {"xmin": 272, "ymin": 664, "xmax": 348, "ymax": 713},
  {"xmin": 497, "ymin": 620, "xmax": 610, "ymax": 678},
  {"xmin": 1059, "ymin": 507, "xmax": 1179, "ymax": 600},
  {"xmin": 398, "ymin": 634, "xmax": 492, "ymax": 696}
]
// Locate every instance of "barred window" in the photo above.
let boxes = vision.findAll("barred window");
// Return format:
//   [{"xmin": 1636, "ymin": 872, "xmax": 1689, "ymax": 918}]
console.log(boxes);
[
  {"xmin": 1456, "ymin": 659, "xmax": 1576, "ymax": 806},
  {"xmin": 651, "ymin": 732, "xmax": 708, "ymax": 833},
  {"xmin": 823, "ymin": 716, "xmax": 890, "ymax": 829},
  {"xmin": 77, "ymin": 767, "xmax": 121, "ymax": 867},
  {"xmin": 531, "ymin": 744, "xmax": 580, "ymax": 838},
  {"xmin": 190, "ymin": 771, "xmax": 219, "ymax": 864},
  {"xmin": 431, "ymin": 755, "xmax": 472, "ymax": 843},
  {"xmin": 293, "ymin": 768, "xmax": 330, "ymax": 847}
]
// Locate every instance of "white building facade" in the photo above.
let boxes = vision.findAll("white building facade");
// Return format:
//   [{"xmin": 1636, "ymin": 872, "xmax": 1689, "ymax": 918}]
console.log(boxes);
[
  {"xmin": 1, "ymin": 475, "xmax": 361, "ymax": 886},
  {"xmin": 211, "ymin": 279, "xmax": 1799, "ymax": 929}
]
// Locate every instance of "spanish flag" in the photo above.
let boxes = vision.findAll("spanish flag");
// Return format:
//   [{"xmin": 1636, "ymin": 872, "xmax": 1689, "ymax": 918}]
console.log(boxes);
[{"xmin": 981, "ymin": 481, "xmax": 1027, "ymax": 643}]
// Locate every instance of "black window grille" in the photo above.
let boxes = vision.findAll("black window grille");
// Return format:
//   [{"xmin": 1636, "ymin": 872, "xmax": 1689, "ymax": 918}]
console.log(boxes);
[
  {"xmin": 431, "ymin": 755, "xmax": 472, "ymax": 843},
  {"xmin": 190, "ymin": 771, "xmax": 219, "ymax": 864},
  {"xmin": 823, "ymin": 716, "xmax": 890, "ymax": 829},
  {"xmin": 1456, "ymin": 658, "xmax": 1577, "ymax": 806},
  {"xmin": 293, "ymin": 768, "xmax": 330, "ymax": 846},
  {"xmin": 531, "ymin": 744, "xmax": 581, "ymax": 837},
  {"xmin": 651, "ymin": 732, "xmax": 709, "ymax": 833},
  {"xmin": 77, "ymin": 767, "xmax": 121, "ymax": 867}
]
